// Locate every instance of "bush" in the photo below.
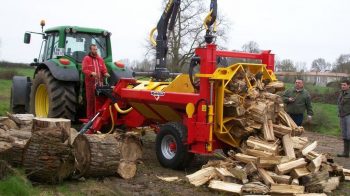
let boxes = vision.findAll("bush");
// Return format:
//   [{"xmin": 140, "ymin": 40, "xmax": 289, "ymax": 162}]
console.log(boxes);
[
  {"xmin": 0, "ymin": 70, "xmax": 18, "ymax": 80},
  {"xmin": 303, "ymin": 103, "xmax": 340, "ymax": 136}
]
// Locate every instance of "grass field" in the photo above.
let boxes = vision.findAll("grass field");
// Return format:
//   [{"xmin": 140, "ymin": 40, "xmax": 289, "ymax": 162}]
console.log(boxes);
[
  {"xmin": 0, "ymin": 66, "xmax": 34, "ymax": 115},
  {"xmin": 306, "ymin": 102, "xmax": 340, "ymax": 136}
]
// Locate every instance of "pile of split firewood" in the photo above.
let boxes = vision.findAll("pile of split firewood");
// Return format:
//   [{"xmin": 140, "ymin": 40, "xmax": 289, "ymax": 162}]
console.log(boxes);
[
  {"xmin": 0, "ymin": 113, "xmax": 142, "ymax": 184},
  {"xmin": 186, "ymin": 79, "xmax": 350, "ymax": 195}
]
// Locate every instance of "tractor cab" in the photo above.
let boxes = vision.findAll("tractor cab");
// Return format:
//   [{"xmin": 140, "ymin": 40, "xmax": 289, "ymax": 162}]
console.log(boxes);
[
  {"xmin": 24, "ymin": 25, "xmax": 113, "ymax": 67},
  {"xmin": 12, "ymin": 23, "xmax": 132, "ymax": 121}
]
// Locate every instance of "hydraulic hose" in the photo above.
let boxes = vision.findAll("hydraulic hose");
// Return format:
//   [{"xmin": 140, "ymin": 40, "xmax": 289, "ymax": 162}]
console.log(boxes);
[
  {"xmin": 113, "ymin": 103, "xmax": 133, "ymax": 114},
  {"xmin": 107, "ymin": 105, "xmax": 115, "ymax": 134}
]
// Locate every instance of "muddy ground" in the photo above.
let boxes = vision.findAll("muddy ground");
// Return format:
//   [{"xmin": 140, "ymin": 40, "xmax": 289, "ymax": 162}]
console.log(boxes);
[{"xmin": 38, "ymin": 131, "xmax": 350, "ymax": 196}]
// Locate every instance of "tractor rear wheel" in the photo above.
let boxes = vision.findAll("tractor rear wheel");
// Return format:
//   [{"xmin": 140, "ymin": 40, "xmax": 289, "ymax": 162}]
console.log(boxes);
[
  {"xmin": 30, "ymin": 69, "xmax": 77, "ymax": 121},
  {"xmin": 155, "ymin": 122, "xmax": 194, "ymax": 169}
]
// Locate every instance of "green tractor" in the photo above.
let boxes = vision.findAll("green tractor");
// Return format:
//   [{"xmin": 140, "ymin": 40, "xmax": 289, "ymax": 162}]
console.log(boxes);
[{"xmin": 11, "ymin": 21, "xmax": 132, "ymax": 121}]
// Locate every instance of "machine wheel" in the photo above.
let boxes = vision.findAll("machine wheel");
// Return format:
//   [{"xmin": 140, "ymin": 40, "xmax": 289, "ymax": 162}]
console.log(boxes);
[
  {"xmin": 30, "ymin": 69, "xmax": 77, "ymax": 121},
  {"xmin": 156, "ymin": 122, "xmax": 194, "ymax": 169},
  {"xmin": 11, "ymin": 87, "xmax": 26, "ymax": 113},
  {"xmin": 11, "ymin": 76, "xmax": 31, "ymax": 113}
]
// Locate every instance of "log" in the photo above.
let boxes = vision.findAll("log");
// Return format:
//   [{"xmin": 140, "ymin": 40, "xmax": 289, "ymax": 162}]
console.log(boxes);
[
  {"xmin": 0, "ymin": 117, "xmax": 18, "ymax": 130},
  {"xmin": 266, "ymin": 171, "xmax": 291, "ymax": 184},
  {"xmin": 307, "ymin": 155, "xmax": 323, "ymax": 173},
  {"xmin": 275, "ymin": 158, "xmax": 307, "ymax": 175},
  {"xmin": 258, "ymin": 156, "xmax": 291, "ymax": 169},
  {"xmin": 186, "ymin": 166, "xmax": 217, "ymax": 186},
  {"xmin": 295, "ymin": 194, "xmax": 326, "ymax": 196},
  {"xmin": 291, "ymin": 137, "xmax": 309, "ymax": 150},
  {"xmin": 258, "ymin": 168, "xmax": 275, "ymax": 186},
  {"xmin": 242, "ymin": 182, "xmax": 269, "ymax": 195},
  {"xmin": 0, "ymin": 130, "xmax": 31, "ymax": 166},
  {"xmin": 244, "ymin": 162, "xmax": 258, "ymax": 175},
  {"xmin": 270, "ymin": 184, "xmax": 305, "ymax": 194},
  {"xmin": 246, "ymin": 148, "xmax": 274, "ymax": 158},
  {"xmin": 215, "ymin": 167, "xmax": 236, "ymax": 182},
  {"xmin": 32, "ymin": 117, "xmax": 71, "ymax": 135},
  {"xmin": 117, "ymin": 160, "xmax": 137, "ymax": 180},
  {"xmin": 208, "ymin": 180, "xmax": 242, "ymax": 194},
  {"xmin": 23, "ymin": 127, "xmax": 74, "ymax": 184},
  {"xmin": 234, "ymin": 153, "xmax": 258, "ymax": 164},
  {"xmin": 273, "ymin": 124, "xmax": 292, "ymax": 138},
  {"xmin": 282, "ymin": 134, "xmax": 296, "ymax": 159},
  {"xmin": 229, "ymin": 166, "xmax": 248, "ymax": 184},
  {"xmin": 345, "ymin": 176, "xmax": 350, "ymax": 181},
  {"xmin": 323, "ymin": 176, "xmax": 340, "ymax": 193},
  {"xmin": 248, "ymin": 102, "xmax": 267, "ymax": 123},
  {"xmin": 302, "ymin": 141, "xmax": 317, "ymax": 156},
  {"xmin": 73, "ymin": 133, "xmax": 142, "ymax": 179},
  {"xmin": 291, "ymin": 167, "xmax": 311, "ymax": 179},
  {"xmin": 261, "ymin": 92, "xmax": 283, "ymax": 103},
  {"xmin": 342, "ymin": 168, "xmax": 350, "ymax": 176},
  {"xmin": 246, "ymin": 136, "xmax": 278, "ymax": 154},
  {"xmin": 300, "ymin": 168, "xmax": 329, "ymax": 193},
  {"xmin": 262, "ymin": 120, "xmax": 275, "ymax": 141}
]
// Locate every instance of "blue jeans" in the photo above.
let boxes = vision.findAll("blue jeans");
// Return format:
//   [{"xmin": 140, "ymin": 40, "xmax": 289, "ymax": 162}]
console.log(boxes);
[
  {"xmin": 288, "ymin": 113, "xmax": 304, "ymax": 126},
  {"xmin": 340, "ymin": 115, "xmax": 350, "ymax": 140}
]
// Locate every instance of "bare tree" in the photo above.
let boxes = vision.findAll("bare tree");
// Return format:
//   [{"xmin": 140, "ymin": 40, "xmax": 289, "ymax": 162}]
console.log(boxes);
[
  {"xmin": 295, "ymin": 61, "xmax": 307, "ymax": 72},
  {"xmin": 146, "ymin": 0, "xmax": 230, "ymax": 72},
  {"xmin": 311, "ymin": 58, "xmax": 331, "ymax": 72},
  {"xmin": 242, "ymin": 41, "xmax": 260, "ymax": 53},
  {"xmin": 275, "ymin": 59, "xmax": 296, "ymax": 72},
  {"xmin": 333, "ymin": 54, "xmax": 350, "ymax": 73}
]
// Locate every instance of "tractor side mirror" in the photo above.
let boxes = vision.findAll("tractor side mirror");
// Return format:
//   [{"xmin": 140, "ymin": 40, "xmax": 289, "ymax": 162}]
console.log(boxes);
[
  {"xmin": 24, "ymin": 33, "xmax": 31, "ymax": 44},
  {"xmin": 33, "ymin": 58, "xmax": 38, "ymax": 63}
]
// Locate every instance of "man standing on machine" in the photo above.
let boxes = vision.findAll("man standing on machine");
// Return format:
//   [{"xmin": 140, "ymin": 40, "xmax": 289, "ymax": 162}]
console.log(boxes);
[{"xmin": 82, "ymin": 44, "xmax": 110, "ymax": 119}]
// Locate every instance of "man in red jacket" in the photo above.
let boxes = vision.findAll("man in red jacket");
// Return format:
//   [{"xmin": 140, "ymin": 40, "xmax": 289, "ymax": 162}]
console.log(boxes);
[{"xmin": 82, "ymin": 44, "xmax": 110, "ymax": 119}]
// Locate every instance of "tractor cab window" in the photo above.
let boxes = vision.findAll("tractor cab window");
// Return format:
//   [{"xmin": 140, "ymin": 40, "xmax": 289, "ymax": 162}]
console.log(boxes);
[
  {"xmin": 65, "ymin": 33, "xmax": 107, "ymax": 62},
  {"xmin": 42, "ymin": 33, "xmax": 59, "ymax": 61}
]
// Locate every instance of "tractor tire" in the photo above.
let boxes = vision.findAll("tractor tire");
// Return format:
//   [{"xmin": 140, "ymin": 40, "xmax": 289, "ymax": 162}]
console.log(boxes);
[
  {"xmin": 156, "ymin": 122, "xmax": 194, "ymax": 169},
  {"xmin": 30, "ymin": 69, "xmax": 77, "ymax": 121},
  {"xmin": 11, "ymin": 87, "xmax": 26, "ymax": 113}
]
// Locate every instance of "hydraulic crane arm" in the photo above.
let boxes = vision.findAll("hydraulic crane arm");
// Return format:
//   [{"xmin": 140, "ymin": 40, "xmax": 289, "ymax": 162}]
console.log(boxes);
[{"xmin": 145, "ymin": 0, "xmax": 217, "ymax": 81}]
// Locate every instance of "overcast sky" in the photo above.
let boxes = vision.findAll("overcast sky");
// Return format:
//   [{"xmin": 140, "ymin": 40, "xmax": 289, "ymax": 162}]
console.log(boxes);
[{"xmin": 0, "ymin": 0, "xmax": 349, "ymax": 69}]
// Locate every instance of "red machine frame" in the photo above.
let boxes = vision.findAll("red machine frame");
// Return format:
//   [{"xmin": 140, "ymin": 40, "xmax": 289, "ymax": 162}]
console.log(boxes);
[{"xmin": 89, "ymin": 43, "xmax": 274, "ymax": 155}]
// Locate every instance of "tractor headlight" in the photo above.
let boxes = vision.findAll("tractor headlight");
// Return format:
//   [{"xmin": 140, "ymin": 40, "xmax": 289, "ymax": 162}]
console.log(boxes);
[{"xmin": 71, "ymin": 28, "xmax": 77, "ymax": 33}]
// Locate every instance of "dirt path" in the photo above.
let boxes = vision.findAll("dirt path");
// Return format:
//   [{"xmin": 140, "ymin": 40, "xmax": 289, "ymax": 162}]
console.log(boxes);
[{"xmin": 39, "ymin": 131, "xmax": 350, "ymax": 195}]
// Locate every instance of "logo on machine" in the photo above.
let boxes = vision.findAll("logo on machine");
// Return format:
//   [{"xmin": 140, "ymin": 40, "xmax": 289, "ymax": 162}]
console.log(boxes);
[{"xmin": 151, "ymin": 91, "xmax": 165, "ymax": 101}]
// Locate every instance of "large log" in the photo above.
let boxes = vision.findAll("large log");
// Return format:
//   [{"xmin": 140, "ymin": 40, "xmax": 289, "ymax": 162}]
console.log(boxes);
[
  {"xmin": 0, "ymin": 129, "xmax": 31, "ymax": 166},
  {"xmin": 23, "ymin": 127, "xmax": 74, "ymax": 184},
  {"xmin": 73, "ymin": 133, "xmax": 142, "ymax": 179}
]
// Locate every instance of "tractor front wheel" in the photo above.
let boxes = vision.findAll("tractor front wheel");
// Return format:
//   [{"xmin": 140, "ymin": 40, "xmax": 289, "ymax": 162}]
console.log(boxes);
[
  {"xmin": 155, "ymin": 122, "xmax": 194, "ymax": 169},
  {"xmin": 30, "ymin": 69, "xmax": 77, "ymax": 121}
]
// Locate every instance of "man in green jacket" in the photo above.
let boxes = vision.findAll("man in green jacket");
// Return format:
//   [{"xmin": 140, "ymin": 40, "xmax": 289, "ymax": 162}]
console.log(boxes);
[
  {"xmin": 337, "ymin": 79, "xmax": 350, "ymax": 158},
  {"xmin": 283, "ymin": 79, "xmax": 313, "ymax": 126}
]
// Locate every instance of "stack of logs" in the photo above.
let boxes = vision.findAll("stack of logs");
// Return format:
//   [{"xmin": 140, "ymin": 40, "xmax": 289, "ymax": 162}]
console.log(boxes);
[
  {"xmin": 0, "ymin": 113, "xmax": 142, "ymax": 184},
  {"xmin": 186, "ymin": 80, "xmax": 349, "ymax": 195}
]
